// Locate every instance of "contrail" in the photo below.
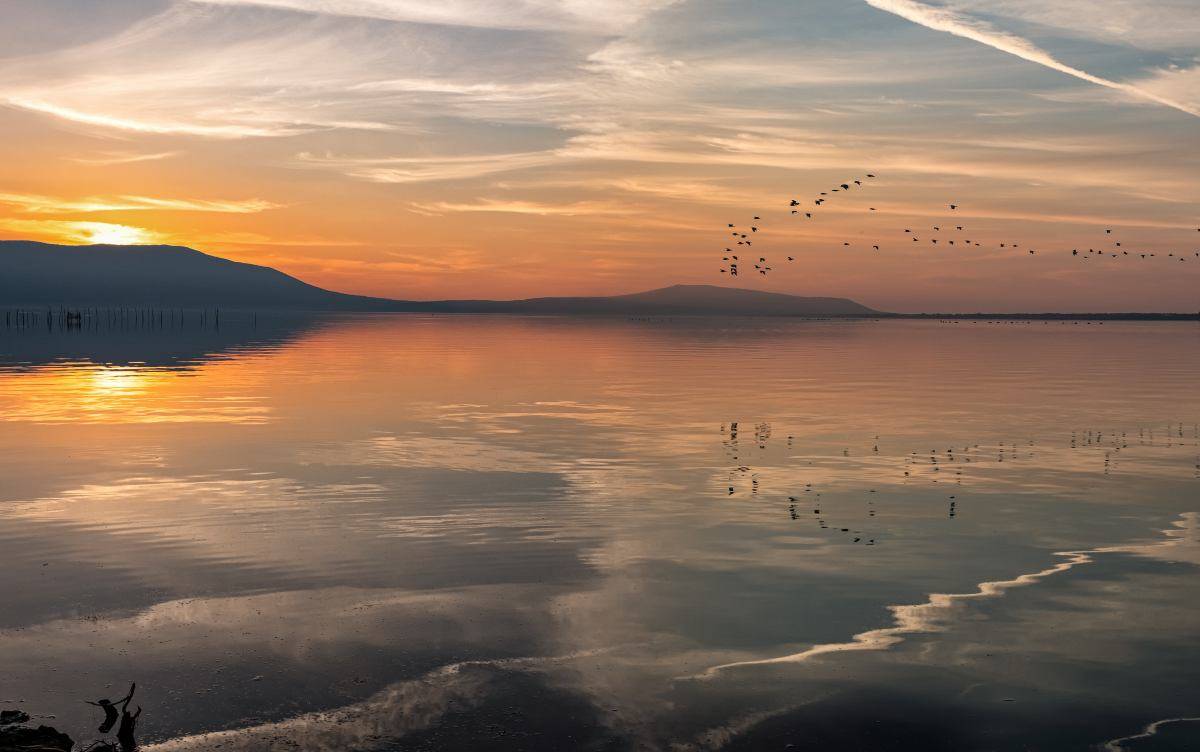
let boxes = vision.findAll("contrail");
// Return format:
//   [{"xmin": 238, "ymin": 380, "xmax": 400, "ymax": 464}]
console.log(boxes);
[{"xmin": 863, "ymin": 0, "xmax": 1200, "ymax": 118}]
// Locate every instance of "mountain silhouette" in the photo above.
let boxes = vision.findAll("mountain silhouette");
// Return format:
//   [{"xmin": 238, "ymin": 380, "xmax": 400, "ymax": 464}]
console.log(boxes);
[
  {"xmin": 0, "ymin": 241, "xmax": 878, "ymax": 316},
  {"xmin": 425, "ymin": 285, "xmax": 878, "ymax": 316},
  {"xmin": 0, "ymin": 241, "xmax": 395, "ymax": 310}
]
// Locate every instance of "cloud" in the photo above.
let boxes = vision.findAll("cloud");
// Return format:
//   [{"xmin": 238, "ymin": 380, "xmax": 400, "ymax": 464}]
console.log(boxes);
[
  {"xmin": 408, "ymin": 198, "xmax": 633, "ymax": 217},
  {"xmin": 862, "ymin": 0, "xmax": 1200, "ymax": 118},
  {"xmin": 0, "ymin": 5, "xmax": 432, "ymax": 140},
  {"xmin": 0, "ymin": 192, "xmax": 281, "ymax": 214},
  {"xmin": 66, "ymin": 150, "xmax": 181, "ymax": 166},
  {"xmin": 5, "ymin": 98, "xmax": 292, "ymax": 138},
  {"xmin": 6, "ymin": 97, "xmax": 398, "ymax": 139},
  {"xmin": 947, "ymin": 0, "xmax": 1200, "ymax": 51},
  {"xmin": 295, "ymin": 150, "xmax": 562, "ymax": 183},
  {"xmin": 1131, "ymin": 63, "xmax": 1200, "ymax": 113},
  {"xmin": 188, "ymin": 0, "xmax": 679, "ymax": 33},
  {"xmin": 198, "ymin": 231, "xmax": 365, "ymax": 247}
]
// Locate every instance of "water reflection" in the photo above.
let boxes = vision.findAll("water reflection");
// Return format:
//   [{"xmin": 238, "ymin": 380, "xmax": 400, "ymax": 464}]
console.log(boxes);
[
  {"xmin": 0, "ymin": 318, "xmax": 1198, "ymax": 750},
  {"xmin": 0, "ymin": 313, "xmax": 324, "ymax": 424}
]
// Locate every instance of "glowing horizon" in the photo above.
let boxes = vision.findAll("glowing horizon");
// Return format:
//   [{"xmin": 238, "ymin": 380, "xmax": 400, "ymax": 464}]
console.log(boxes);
[{"xmin": 1, "ymin": 0, "xmax": 1198, "ymax": 312}]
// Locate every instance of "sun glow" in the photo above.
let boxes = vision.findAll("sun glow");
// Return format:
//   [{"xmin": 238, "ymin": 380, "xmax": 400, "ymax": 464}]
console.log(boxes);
[
  {"xmin": 79, "ymin": 222, "xmax": 159, "ymax": 245},
  {"xmin": 0, "ymin": 218, "xmax": 164, "ymax": 245}
]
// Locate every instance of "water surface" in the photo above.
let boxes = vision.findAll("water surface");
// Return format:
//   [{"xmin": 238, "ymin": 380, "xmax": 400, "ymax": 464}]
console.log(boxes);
[{"xmin": 1, "ymin": 316, "xmax": 1198, "ymax": 751}]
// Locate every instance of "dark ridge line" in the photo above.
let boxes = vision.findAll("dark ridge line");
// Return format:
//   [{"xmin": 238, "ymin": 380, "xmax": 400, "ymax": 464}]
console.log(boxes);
[{"xmin": 4, "ymin": 241, "xmax": 1197, "ymax": 319}]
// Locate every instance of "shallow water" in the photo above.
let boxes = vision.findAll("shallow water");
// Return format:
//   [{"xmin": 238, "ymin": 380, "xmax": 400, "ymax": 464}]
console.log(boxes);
[{"xmin": 1, "ymin": 315, "xmax": 1198, "ymax": 751}]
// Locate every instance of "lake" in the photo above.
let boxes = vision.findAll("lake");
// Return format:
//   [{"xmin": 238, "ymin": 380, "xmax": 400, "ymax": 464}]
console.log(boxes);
[{"xmin": 1, "ymin": 315, "xmax": 1198, "ymax": 751}]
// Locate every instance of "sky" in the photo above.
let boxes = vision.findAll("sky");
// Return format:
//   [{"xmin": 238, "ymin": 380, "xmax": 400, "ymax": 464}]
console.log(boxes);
[{"xmin": 0, "ymin": 0, "xmax": 1197, "ymax": 312}]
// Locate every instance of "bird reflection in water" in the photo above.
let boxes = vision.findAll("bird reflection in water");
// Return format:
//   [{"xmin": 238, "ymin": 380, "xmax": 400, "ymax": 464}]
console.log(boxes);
[{"xmin": 81, "ymin": 683, "xmax": 141, "ymax": 752}]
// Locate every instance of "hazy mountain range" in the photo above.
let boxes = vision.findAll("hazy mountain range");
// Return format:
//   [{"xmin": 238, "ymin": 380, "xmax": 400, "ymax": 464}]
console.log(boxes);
[{"xmin": 0, "ymin": 241, "xmax": 879, "ymax": 316}]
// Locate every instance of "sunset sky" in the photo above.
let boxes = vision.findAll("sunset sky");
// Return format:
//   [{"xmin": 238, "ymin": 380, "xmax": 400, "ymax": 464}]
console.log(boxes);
[{"xmin": 1, "ymin": 0, "xmax": 1198, "ymax": 311}]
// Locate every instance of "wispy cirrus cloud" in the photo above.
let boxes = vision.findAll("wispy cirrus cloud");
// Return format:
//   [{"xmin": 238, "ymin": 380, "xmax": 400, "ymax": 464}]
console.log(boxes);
[
  {"xmin": 5, "ymin": 98, "xmax": 292, "ymax": 139},
  {"xmin": 187, "ymin": 0, "xmax": 680, "ymax": 33},
  {"xmin": 0, "ymin": 4, "xmax": 422, "ymax": 140},
  {"xmin": 6, "ymin": 97, "xmax": 395, "ymax": 139},
  {"xmin": 66, "ymin": 150, "xmax": 181, "ymax": 166},
  {"xmin": 0, "ymin": 192, "xmax": 281, "ymax": 214},
  {"xmin": 862, "ymin": 0, "xmax": 1200, "ymax": 118},
  {"xmin": 409, "ymin": 198, "xmax": 634, "ymax": 217},
  {"xmin": 296, "ymin": 150, "xmax": 562, "ymax": 183},
  {"xmin": 199, "ymin": 231, "xmax": 365, "ymax": 247}
]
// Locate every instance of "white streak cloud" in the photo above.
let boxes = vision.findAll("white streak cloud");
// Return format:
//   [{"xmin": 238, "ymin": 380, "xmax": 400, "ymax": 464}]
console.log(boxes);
[
  {"xmin": 6, "ymin": 98, "xmax": 290, "ymax": 139},
  {"xmin": 66, "ymin": 151, "xmax": 181, "ymax": 166},
  {"xmin": 862, "ymin": 0, "xmax": 1200, "ymax": 118},
  {"xmin": 295, "ymin": 150, "xmax": 562, "ymax": 183},
  {"xmin": 0, "ymin": 192, "xmax": 281, "ymax": 214},
  {"xmin": 409, "ymin": 199, "xmax": 633, "ymax": 216},
  {"xmin": 188, "ymin": 0, "xmax": 679, "ymax": 33}
]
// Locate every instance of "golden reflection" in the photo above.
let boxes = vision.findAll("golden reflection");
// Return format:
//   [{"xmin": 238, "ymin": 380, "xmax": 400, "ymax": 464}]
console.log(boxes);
[
  {"xmin": 0, "ymin": 364, "xmax": 269, "ymax": 425},
  {"xmin": 88, "ymin": 367, "xmax": 152, "ymax": 397}
]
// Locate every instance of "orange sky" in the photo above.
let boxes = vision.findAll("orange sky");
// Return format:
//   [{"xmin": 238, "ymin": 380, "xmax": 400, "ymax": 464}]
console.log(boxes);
[{"xmin": 1, "ymin": 0, "xmax": 1198, "ymax": 311}]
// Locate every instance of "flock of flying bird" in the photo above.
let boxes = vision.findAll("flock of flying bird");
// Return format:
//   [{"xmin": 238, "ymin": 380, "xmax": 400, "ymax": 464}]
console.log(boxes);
[{"xmin": 717, "ymin": 173, "xmax": 1200, "ymax": 277}]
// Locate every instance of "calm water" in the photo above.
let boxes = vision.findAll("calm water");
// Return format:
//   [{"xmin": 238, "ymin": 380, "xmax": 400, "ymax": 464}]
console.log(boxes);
[{"xmin": 1, "ymin": 315, "xmax": 1199, "ymax": 751}]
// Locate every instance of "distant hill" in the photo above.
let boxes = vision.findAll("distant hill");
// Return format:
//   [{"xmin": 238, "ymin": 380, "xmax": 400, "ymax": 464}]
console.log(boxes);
[
  {"xmin": 0, "ymin": 240, "xmax": 396, "ymax": 310},
  {"xmin": 426, "ymin": 285, "xmax": 879, "ymax": 316},
  {"xmin": 0, "ymin": 241, "xmax": 880, "ymax": 316}
]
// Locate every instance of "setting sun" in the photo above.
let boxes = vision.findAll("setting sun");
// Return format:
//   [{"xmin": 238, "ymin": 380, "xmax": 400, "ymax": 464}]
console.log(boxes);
[{"xmin": 78, "ymin": 222, "xmax": 159, "ymax": 245}]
